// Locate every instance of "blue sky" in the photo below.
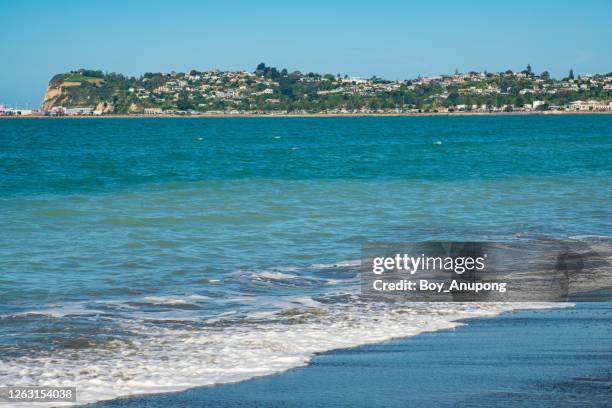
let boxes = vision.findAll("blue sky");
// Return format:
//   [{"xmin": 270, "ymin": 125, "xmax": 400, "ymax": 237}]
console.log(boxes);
[{"xmin": 1, "ymin": 0, "xmax": 611, "ymax": 107}]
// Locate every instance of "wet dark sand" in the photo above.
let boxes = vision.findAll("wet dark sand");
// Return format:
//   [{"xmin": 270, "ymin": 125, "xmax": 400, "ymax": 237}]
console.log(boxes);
[{"xmin": 86, "ymin": 302, "xmax": 612, "ymax": 407}]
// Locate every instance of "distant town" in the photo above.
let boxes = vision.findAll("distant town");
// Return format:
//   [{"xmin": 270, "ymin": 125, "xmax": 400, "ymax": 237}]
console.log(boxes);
[{"xmin": 2, "ymin": 64, "xmax": 611, "ymax": 116}]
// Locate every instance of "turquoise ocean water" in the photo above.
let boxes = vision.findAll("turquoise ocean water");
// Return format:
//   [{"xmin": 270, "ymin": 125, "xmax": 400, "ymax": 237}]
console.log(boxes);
[{"xmin": 0, "ymin": 116, "xmax": 611, "ymax": 404}]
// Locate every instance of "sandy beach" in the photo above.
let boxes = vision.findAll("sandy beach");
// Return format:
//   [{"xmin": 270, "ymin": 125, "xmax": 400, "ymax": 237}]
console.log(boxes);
[{"xmin": 84, "ymin": 302, "xmax": 612, "ymax": 407}]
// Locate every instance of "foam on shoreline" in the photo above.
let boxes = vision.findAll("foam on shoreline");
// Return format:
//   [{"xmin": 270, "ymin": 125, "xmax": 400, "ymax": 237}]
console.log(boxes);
[{"xmin": 0, "ymin": 301, "xmax": 571, "ymax": 407}]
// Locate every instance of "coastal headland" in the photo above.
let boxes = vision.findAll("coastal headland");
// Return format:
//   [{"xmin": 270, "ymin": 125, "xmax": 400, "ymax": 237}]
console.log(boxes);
[{"xmin": 2, "ymin": 64, "xmax": 610, "ymax": 117}]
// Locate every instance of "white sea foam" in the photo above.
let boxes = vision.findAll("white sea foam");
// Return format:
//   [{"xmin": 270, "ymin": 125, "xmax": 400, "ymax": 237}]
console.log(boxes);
[
  {"xmin": 235, "ymin": 260, "xmax": 361, "ymax": 286},
  {"xmin": 141, "ymin": 294, "xmax": 209, "ymax": 305},
  {"xmin": 0, "ymin": 303, "xmax": 102, "ymax": 319},
  {"xmin": 239, "ymin": 266, "xmax": 301, "ymax": 282},
  {"xmin": 254, "ymin": 271, "xmax": 298, "ymax": 281},
  {"xmin": 311, "ymin": 260, "xmax": 361, "ymax": 269},
  {"xmin": 0, "ymin": 301, "xmax": 571, "ymax": 407}
]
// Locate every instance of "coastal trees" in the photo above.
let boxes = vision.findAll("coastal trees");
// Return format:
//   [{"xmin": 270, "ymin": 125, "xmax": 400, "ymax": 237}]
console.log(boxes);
[
  {"xmin": 444, "ymin": 91, "xmax": 459, "ymax": 107},
  {"xmin": 77, "ymin": 69, "xmax": 104, "ymax": 78},
  {"xmin": 278, "ymin": 76, "xmax": 296, "ymax": 98},
  {"xmin": 255, "ymin": 63, "xmax": 281, "ymax": 80},
  {"xmin": 177, "ymin": 92, "xmax": 193, "ymax": 111}
]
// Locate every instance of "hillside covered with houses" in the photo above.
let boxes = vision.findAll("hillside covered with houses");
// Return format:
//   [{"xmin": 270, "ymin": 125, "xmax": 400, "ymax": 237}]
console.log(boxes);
[{"xmin": 29, "ymin": 64, "xmax": 612, "ymax": 116}]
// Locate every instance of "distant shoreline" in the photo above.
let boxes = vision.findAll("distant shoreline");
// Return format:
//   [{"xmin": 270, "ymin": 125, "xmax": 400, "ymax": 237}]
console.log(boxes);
[{"xmin": 2, "ymin": 110, "xmax": 611, "ymax": 119}]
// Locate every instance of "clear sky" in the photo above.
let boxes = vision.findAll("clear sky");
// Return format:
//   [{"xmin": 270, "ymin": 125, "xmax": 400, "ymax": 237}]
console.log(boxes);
[{"xmin": 1, "ymin": 0, "xmax": 611, "ymax": 107}]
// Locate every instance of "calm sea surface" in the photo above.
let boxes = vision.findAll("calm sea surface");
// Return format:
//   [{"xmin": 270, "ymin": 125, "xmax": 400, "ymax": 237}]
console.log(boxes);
[{"xmin": 0, "ymin": 116, "xmax": 611, "ymax": 404}]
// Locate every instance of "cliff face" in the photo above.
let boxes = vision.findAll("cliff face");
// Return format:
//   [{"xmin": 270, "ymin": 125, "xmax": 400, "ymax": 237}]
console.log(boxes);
[
  {"xmin": 42, "ymin": 78, "xmax": 102, "ymax": 110},
  {"xmin": 41, "ymin": 70, "xmax": 135, "ymax": 112},
  {"xmin": 42, "ymin": 86, "xmax": 62, "ymax": 110},
  {"xmin": 42, "ymin": 82, "xmax": 81, "ymax": 110}
]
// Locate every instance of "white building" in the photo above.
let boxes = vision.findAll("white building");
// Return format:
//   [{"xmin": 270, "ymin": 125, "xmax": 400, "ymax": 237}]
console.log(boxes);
[
  {"xmin": 64, "ymin": 107, "xmax": 94, "ymax": 115},
  {"xmin": 144, "ymin": 107, "xmax": 163, "ymax": 114},
  {"xmin": 7, "ymin": 109, "xmax": 33, "ymax": 116},
  {"xmin": 568, "ymin": 100, "xmax": 611, "ymax": 111}
]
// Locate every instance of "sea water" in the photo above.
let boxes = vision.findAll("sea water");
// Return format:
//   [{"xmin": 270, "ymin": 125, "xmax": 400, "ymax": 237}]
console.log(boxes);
[{"xmin": 0, "ymin": 116, "xmax": 610, "ymax": 404}]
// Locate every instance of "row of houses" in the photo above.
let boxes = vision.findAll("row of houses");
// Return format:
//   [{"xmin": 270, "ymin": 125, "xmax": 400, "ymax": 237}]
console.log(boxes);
[
  {"xmin": 47, "ymin": 106, "xmax": 99, "ymax": 116},
  {"xmin": 0, "ymin": 104, "xmax": 41, "ymax": 116},
  {"xmin": 110, "ymin": 100, "xmax": 612, "ymax": 115},
  {"xmin": 33, "ymin": 99, "xmax": 611, "ymax": 116},
  {"xmin": 4, "ymin": 100, "xmax": 611, "ymax": 116}
]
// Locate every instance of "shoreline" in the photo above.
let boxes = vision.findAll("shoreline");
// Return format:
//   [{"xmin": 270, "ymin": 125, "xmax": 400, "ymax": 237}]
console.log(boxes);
[
  {"xmin": 83, "ymin": 302, "xmax": 612, "ymax": 408},
  {"xmin": 76, "ymin": 303, "xmax": 569, "ymax": 407},
  {"xmin": 2, "ymin": 111, "xmax": 612, "ymax": 119}
]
